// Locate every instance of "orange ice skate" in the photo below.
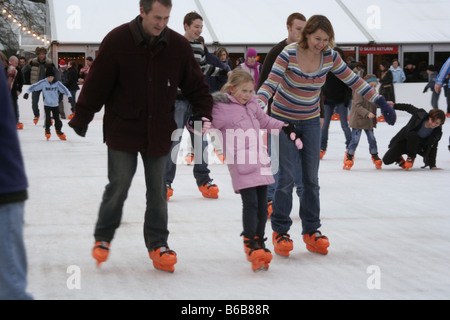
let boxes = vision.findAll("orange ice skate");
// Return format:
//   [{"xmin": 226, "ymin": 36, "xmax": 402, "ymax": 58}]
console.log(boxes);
[
  {"xmin": 272, "ymin": 232, "xmax": 293, "ymax": 257},
  {"xmin": 303, "ymin": 231, "xmax": 329, "ymax": 255},
  {"xmin": 149, "ymin": 247, "xmax": 177, "ymax": 273},
  {"xmin": 92, "ymin": 241, "xmax": 110, "ymax": 267}
]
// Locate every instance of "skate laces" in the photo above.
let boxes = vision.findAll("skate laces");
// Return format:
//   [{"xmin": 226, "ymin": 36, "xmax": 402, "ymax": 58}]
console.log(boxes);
[
  {"xmin": 205, "ymin": 179, "xmax": 217, "ymax": 189},
  {"xmin": 275, "ymin": 233, "xmax": 292, "ymax": 243},
  {"xmin": 243, "ymin": 237, "xmax": 265, "ymax": 255},
  {"xmin": 310, "ymin": 231, "xmax": 327, "ymax": 241},
  {"xmin": 94, "ymin": 241, "xmax": 110, "ymax": 251},
  {"xmin": 158, "ymin": 247, "xmax": 176, "ymax": 257}
]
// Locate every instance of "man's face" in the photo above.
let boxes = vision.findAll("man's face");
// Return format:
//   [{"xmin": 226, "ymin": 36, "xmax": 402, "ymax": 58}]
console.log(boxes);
[
  {"xmin": 140, "ymin": 1, "xmax": 171, "ymax": 38},
  {"xmin": 428, "ymin": 117, "xmax": 442, "ymax": 129},
  {"xmin": 287, "ymin": 19, "xmax": 306, "ymax": 43},
  {"xmin": 38, "ymin": 52, "xmax": 46, "ymax": 62},
  {"xmin": 184, "ymin": 18, "xmax": 203, "ymax": 41}
]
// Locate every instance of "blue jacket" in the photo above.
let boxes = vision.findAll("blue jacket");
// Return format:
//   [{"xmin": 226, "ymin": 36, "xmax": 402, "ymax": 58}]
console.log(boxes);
[
  {"xmin": 27, "ymin": 78, "xmax": 72, "ymax": 107},
  {"xmin": 0, "ymin": 69, "xmax": 28, "ymax": 204},
  {"xmin": 436, "ymin": 57, "xmax": 450, "ymax": 86}
]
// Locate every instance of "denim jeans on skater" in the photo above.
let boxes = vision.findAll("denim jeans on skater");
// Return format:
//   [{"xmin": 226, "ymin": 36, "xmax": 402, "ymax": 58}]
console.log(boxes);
[
  {"xmin": 94, "ymin": 148, "xmax": 169, "ymax": 251},
  {"xmin": 347, "ymin": 128, "xmax": 378, "ymax": 155},
  {"xmin": 0, "ymin": 202, "xmax": 33, "ymax": 300},
  {"xmin": 321, "ymin": 101, "xmax": 352, "ymax": 151},
  {"xmin": 165, "ymin": 99, "xmax": 211, "ymax": 187},
  {"xmin": 267, "ymin": 133, "xmax": 303, "ymax": 202},
  {"xmin": 271, "ymin": 115, "xmax": 321, "ymax": 235}
]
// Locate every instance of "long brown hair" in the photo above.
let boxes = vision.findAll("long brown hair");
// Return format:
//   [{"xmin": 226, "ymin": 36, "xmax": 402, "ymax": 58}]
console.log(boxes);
[{"xmin": 297, "ymin": 15, "xmax": 335, "ymax": 50}]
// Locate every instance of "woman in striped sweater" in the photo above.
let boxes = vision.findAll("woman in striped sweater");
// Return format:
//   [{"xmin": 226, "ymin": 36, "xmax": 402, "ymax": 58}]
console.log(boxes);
[{"xmin": 257, "ymin": 15, "xmax": 396, "ymax": 257}]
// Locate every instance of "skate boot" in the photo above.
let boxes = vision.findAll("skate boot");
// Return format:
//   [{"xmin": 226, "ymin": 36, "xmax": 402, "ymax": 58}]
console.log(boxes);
[
  {"xmin": 45, "ymin": 129, "xmax": 51, "ymax": 140},
  {"xmin": 166, "ymin": 184, "xmax": 173, "ymax": 200},
  {"xmin": 198, "ymin": 180, "xmax": 219, "ymax": 199},
  {"xmin": 343, "ymin": 153, "xmax": 354, "ymax": 170},
  {"xmin": 396, "ymin": 156, "xmax": 407, "ymax": 169},
  {"xmin": 243, "ymin": 236, "xmax": 272, "ymax": 272},
  {"xmin": 404, "ymin": 157, "xmax": 415, "ymax": 170},
  {"xmin": 56, "ymin": 130, "xmax": 67, "ymax": 140},
  {"xmin": 92, "ymin": 241, "xmax": 110, "ymax": 267},
  {"xmin": 33, "ymin": 116, "xmax": 39, "ymax": 125},
  {"xmin": 371, "ymin": 153, "xmax": 382, "ymax": 169},
  {"xmin": 267, "ymin": 201, "xmax": 273, "ymax": 219},
  {"xmin": 272, "ymin": 232, "xmax": 293, "ymax": 257},
  {"xmin": 17, "ymin": 122, "xmax": 24, "ymax": 130},
  {"xmin": 303, "ymin": 231, "xmax": 329, "ymax": 255},
  {"xmin": 185, "ymin": 153, "xmax": 194, "ymax": 165},
  {"xmin": 149, "ymin": 247, "xmax": 177, "ymax": 273}
]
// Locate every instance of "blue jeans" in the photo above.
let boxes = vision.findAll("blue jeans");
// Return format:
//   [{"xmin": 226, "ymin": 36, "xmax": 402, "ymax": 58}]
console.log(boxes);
[
  {"xmin": 321, "ymin": 101, "xmax": 352, "ymax": 150},
  {"xmin": 271, "ymin": 116, "xmax": 321, "ymax": 235},
  {"xmin": 267, "ymin": 133, "xmax": 303, "ymax": 201},
  {"xmin": 165, "ymin": 99, "xmax": 211, "ymax": 187},
  {"xmin": 0, "ymin": 202, "xmax": 33, "ymax": 300},
  {"xmin": 95, "ymin": 148, "xmax": 169, "ymax": 251},
  {"xmin": 347, "ymin": 129, "xmax": 378, "ymax": 155}
]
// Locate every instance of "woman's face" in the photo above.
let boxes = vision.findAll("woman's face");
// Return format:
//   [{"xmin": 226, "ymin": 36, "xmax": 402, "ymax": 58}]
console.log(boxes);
[
  {"xmin": 219, "ymin": 51, "xmax": 227, "ymax": 62},
  {"xmin": 246, "ymin": 56, "xmax": 257, "ymax": 66},
  {"xmin": 306, "ymin": 28, "xmax": 330, "ymax": 54}
]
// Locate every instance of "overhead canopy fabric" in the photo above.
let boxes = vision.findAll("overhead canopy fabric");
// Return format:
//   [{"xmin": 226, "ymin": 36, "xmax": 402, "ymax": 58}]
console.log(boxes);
[{"xmin": 47, "ymin": 0, "xmax": 450, "ymax": 46}]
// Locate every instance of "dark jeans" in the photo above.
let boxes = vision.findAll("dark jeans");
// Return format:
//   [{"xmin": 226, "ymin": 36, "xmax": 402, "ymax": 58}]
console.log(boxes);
[
  {"xmin": 321, "ymin": 101, "xmax": 352, "ymax": 151},
  {"xmin": 94, "ymin": 148, "xmax": 169, "ymax": 251},
  {"xmin": 240, "ymin": 185, "xmax": 268, "ymax": 238},
  {"xmin": 31, "ymin": 91, "xmax": 41, "ymax": 118},
  {"xmin": 165, "ymin": 99, "xmax": 211, "ymax": 187},
  {"xmin": 44, "ymin": 106, "xmax": 62, "ymax": 131}
]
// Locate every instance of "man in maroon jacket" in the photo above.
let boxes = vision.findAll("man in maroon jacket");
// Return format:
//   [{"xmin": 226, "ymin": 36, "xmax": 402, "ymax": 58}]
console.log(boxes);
[{"xmin": 68, "ymin": 0, "xmax": 213, "ymax": 273}]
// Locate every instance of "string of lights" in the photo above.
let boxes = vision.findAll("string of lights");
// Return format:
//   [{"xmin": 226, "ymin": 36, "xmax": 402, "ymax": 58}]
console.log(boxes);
[{"xmin": 1, "ymin": 7, "xmax": 50, "ymax": 44}]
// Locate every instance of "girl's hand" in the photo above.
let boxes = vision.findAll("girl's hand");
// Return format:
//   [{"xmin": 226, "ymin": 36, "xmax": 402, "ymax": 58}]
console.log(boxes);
[{"xmin": 282, "ymin": 123, "xmax": 303, "ymax": 150}]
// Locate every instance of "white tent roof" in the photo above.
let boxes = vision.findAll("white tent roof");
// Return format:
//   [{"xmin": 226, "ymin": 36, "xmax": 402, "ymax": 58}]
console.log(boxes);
[{"xmin": 47, "ymin": 0, "xmax": 450, "ymax": 46}]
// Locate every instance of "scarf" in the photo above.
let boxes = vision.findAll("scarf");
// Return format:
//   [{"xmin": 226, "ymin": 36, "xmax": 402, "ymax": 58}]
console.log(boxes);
[{"xmin": 244, "ymin": 61, "xmax": 261, "ymax": 89}]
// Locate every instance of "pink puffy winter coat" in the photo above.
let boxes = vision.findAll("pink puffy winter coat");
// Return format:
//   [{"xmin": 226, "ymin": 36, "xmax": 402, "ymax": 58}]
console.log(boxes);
[{"xmin": 211, "ymin": 92, "xmax": 285, "ymax": 193}]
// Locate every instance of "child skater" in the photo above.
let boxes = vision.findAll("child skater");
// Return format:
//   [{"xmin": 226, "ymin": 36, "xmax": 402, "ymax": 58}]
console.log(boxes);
[
  {"xmin": 344, "ymin": 75, "xmax": 383, "ymax": 170},
  {"xmin": 24, "ymin": 68, "xmax": 72, "ymax": 140},
  {"xmin": 210, "ymin": 69, "xmax": 302, "ymax": 271}
]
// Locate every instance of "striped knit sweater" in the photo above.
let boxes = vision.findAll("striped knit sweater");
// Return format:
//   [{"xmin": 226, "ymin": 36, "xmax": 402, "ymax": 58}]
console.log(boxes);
[{"xmin": 257, "ymin": 43, "xmax": 379, "ymax": 120}]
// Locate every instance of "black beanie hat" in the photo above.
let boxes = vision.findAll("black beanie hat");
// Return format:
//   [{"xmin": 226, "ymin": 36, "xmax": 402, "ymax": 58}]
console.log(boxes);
[{"xmin": 45, "ymin": 67, "xmax": 55, "ymax": 78}]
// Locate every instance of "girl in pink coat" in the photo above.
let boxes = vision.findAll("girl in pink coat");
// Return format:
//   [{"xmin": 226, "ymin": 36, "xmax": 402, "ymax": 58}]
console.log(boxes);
[{"xmin": 210, "ymin": 69, "xmax": 302, "ymax": 271}]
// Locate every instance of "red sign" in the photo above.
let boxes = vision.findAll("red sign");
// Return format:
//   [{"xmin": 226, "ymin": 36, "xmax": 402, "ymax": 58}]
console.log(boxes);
[{"xmin": 359, "ymin": 46, "xmax": 399, "ymax": 54}]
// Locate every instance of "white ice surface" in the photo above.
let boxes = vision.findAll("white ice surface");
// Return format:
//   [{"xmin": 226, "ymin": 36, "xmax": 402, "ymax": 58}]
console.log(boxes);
[{"xmin": 16, "ymin": 84, "xmax": 450, "ymax": 300}]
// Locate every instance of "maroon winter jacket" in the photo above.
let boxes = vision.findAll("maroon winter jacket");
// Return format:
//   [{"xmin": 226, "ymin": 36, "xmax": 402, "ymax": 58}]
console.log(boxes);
[{"xmin": 69, "ymin": 16, "xmax": 213, "ymax": 157}]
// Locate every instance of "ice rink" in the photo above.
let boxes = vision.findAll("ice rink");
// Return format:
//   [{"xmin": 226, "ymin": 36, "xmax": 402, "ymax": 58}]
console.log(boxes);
[{"xmin": 16, "ymin": 83, "xmax": 450, "ymax": 300}]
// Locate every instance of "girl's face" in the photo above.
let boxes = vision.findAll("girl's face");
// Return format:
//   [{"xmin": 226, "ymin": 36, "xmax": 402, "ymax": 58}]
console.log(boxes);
[
  {"xmin": 230, "ymin": 81, "xmax": 254, "ymax": 105},
  {"xmin": 306, "ymin": 28, "xmax": 329, "ymax": 54}
]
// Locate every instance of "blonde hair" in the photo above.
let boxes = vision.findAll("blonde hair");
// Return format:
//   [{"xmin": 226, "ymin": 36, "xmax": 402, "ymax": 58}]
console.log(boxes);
[
  {"xmin": 298, "ymin": 15, "xmax": 335, "ymax": 50},
  {"xmin": 221, "ymin": 69, "xmax": 255, "ymax": 94}
]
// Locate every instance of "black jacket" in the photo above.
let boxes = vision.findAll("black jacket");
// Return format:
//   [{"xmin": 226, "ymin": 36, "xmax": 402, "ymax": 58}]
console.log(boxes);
[{"xmin": 390, "ymin": 103, "xmax": 442, "ymax": 167}]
